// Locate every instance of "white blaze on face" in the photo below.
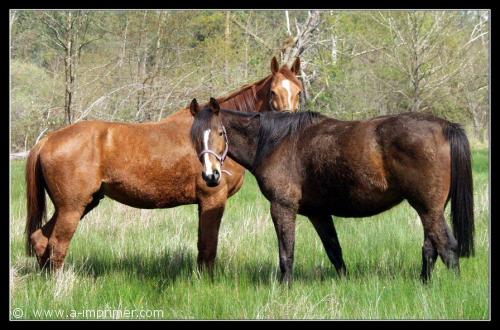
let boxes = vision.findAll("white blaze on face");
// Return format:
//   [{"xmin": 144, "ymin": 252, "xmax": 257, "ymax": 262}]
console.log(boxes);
[
  {"xmin": 203, "ymin": 129, "xmax": 213, "ymax": 175},
  {"xmin": 281, "ymin": 79, "xmax": 292, "ymax": 110}
]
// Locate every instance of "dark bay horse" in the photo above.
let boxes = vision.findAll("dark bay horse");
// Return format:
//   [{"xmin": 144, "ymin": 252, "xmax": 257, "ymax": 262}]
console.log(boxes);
[
  {"xmin": 190, "ymin": 98, "xmax": 474, "ymax": 285},
  {"xmin": 25, "ymin": 57, "xmax": 303, "ymax": 271}
]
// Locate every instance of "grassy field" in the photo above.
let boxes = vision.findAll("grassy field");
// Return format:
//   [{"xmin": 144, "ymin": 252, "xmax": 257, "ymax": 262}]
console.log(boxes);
[{"xmin": 9, "ymin": 149, "xmax": 489, "ymax": 320}]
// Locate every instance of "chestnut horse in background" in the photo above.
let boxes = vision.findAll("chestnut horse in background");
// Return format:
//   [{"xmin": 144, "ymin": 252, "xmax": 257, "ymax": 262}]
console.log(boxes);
[
  {"xmin": 25, "ymin": 56, "xmax": 303, "ymax": 272},
  {"xmin": 190, "ymin": 98, "xmax": 474, "ymax": 285}
]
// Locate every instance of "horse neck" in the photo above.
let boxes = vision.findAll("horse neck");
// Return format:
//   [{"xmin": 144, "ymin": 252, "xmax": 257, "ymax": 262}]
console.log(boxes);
[
  {"xmin": 252, "ymin": 75, "xmax": 273, "ymax": 112},
  {"xmin": 221, "ymin": 110, "xmax": 260, "ymax": 171},
  {"xmin": 218, "ymin": 75, "xmax": 272, "ymax": 113}
]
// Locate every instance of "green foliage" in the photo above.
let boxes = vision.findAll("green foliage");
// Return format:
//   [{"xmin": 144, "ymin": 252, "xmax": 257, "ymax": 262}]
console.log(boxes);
[
  {"xmin": 10, "ymin": 59, "xmax": 65, "ymax": 150},
  {"xmin": 10, "ymin": 10, "xmax": 489, "ymax": 151}
]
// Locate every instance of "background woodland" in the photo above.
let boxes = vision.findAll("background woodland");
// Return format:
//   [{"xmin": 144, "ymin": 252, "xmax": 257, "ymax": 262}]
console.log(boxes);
[{"xmin": 10, "ymin": 10, "xmax": 489, "ymax": 153}]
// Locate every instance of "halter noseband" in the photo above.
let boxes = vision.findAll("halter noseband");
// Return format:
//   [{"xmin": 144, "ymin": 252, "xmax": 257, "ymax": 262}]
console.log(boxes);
[{"xmin": 198, "ymin": 125, "xmax": 229, "ymax": 167}]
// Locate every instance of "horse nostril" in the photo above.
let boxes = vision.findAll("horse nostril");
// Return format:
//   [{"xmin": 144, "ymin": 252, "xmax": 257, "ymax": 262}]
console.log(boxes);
[
  {"xmin": 202, "ymin": 171, "xmax": 218, "ymax": 184},
  {"xmin": 202, "ymin": 172, "xmax": 213, "ymax": 182}
]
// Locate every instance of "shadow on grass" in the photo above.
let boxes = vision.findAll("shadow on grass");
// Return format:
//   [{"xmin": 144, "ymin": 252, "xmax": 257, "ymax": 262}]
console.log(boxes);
[
  {"xmin": 211, "ymin": 253, "xmax": 427, "ymax": 284},
  {"xmin": 17, "ymin": 248, "xmax": 427, "ymax": 285},
  {"xmin": 344, "ymin": 260, "xmax": 422, "ymax": 281},
  {"xmin": 68, "ymin": 248, "xmax": 196, "ymax": 284},
  {"xmin": 62, "ymin": 252, "xmax": 342, "ymax": 285},
  {"xmin": 227, "ymin": 261, "xmax": 343, "ymax": 285},
  {"xmin": 228, "ymin": 259, "xmax": 424, "ymax": 284}
]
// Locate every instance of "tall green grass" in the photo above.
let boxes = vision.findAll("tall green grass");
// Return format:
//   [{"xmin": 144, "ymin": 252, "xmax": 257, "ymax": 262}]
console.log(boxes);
[{"xmin": 9, "ymin": 149, "xmax": 489, "ymax": 319}]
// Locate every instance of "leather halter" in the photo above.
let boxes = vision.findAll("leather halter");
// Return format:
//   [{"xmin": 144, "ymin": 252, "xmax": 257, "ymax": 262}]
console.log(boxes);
[{"xmin": 198, "ymin": 125, "xmax": 229, "ymax": 167}]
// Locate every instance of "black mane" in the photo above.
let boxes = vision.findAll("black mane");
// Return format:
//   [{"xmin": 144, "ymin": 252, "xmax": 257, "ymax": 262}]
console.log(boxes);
[
  {"xmin": 192, "ymin": 108, "xmax": 326, "ymax": 167},
  {"xmin": 255, "ymin": 111, "xmax": 325, "ymax": 165}
]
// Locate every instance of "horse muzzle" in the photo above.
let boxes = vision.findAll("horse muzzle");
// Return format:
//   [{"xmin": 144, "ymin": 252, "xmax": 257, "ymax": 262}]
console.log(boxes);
[{"xmin": 202, "ymin": 169, "xmax": 221, "ymax": 187}]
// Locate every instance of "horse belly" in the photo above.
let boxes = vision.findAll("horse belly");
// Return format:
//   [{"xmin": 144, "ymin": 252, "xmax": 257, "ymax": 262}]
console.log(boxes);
[
  {"xmin": 102, "ymin": 180, "xmax": 196, "ymax": 209},
  {"xmin": 327, "ymin": 192, "xmax": 404, "ymax": 218},
  {"xmin": 101, "ymin": 161, "xmax": 197, "ymax": 209},
  {"xmin": 302, "ymin": 183, "xmax": 403, "ymax": 218}
]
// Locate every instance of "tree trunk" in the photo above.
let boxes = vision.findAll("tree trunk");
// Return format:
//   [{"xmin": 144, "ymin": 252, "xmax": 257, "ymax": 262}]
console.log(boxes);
[
  {"xmin": 136, "ymin": 11, "xmax": 149, "ymax": 117},
  {"xmin": 285, "ymin": 11, "xmax": 291, "ymax": 36},
  {"xmin": 410, "ymin": 14, "xmax": 421, "ymax": 112},
  {"xmin": 9, "ymin": 10, "xmax": 17, "ymax": 34},
  {"xmin": 472, "ymin": 113, "xmax": 486, "ymax": 143},
  {"xmin": 474, "ymin": 125, "xmax": 485, "ymax": 143},
  {"xmin": 64, "ymin": 12, "xmax": 75, "ymax": 124},
  {"xmin": 281, "ymin": 11, "xmax": 321, "ymax": 66},
  {"xmin": 225, "ymin": 11, "xmax": 231, "ymax": 84},
  {"xmin": 279, "ymin": 11, "xmax": 321, "ymax": 109},
  {"xmin": 411, "ymin": 79, "xmax": 421, "ymax": 112},
  {"xmin": 243, "ymin": 13, "xmax": 253, "ymax": 81}
]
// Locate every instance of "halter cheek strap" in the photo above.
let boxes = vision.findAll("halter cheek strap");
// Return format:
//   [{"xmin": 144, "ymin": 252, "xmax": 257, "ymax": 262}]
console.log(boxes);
[
  {"xmin": 198, "ymin": 125, "xmax": 230, "ymax": 172},
  {"xmin": 198, "ymin": 149, "xmax": 226, "ymax": 165}
]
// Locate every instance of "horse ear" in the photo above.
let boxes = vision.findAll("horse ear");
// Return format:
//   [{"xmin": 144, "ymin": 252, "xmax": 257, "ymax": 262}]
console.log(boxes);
[
  {"xmin": 209, "ymin": 97, "xmax": 220, "ymax": 114},
  {"xmin": 291, "ymin": 57, "xmax": 301, "ymax": 74},
  {"xmin": 189, "ymin": 98, "xmax": 200, "ymax": 116},
  {"xmin": 271, "ymin": 56, "xmax": 279, "ymax": 75}
]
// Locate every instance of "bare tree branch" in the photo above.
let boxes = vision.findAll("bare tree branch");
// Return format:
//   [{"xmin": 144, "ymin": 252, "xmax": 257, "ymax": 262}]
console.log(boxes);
[
  {"xmin": 282, "ymin": 10, "xmax": 321, "ymax": 66},
  {"xmin": 230, "ymin": 16, "xmax": 273, "ymax": 51}
]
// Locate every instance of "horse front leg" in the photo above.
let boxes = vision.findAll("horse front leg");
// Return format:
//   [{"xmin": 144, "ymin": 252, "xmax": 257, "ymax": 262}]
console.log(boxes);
[
  {"xmin": 197, "ymin": 194, "xmax": 227, "ymax": 274},
  {"xmin": 270, "ymin": 202, "xmax": 297, "ymax": 287}
]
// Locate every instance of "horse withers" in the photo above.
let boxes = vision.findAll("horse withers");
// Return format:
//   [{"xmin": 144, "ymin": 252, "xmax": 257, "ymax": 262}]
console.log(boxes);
[
  {"xmin": 25, "ymin": 57, "xmax": 303, "ymax": 272},
  {"xmin": 190, "ymin": 98, "xmax": 474, "ymax": 285}
]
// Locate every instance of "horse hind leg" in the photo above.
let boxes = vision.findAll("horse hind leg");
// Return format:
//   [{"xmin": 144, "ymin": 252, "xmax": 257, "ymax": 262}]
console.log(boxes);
[
  {"xmin": 418, "ymin": 210, "xmax": 459, "ymax": 282},
  {"xmin": 82, "ymin": 187, "xmax": 105, "ymax": 217},
  {"xmin": 44, "ymin": 207, "xmax": 86, "ymax": 271},
  {"xmin": 420, "ymin": 235, "xmax": 438, "ymax": 283},
  {"xmin": 308, "ymin": 214, "xmax": 347, "ymax": 277},
  {"xmin": 30, "ymin": 212, "xmax": 57, "ymax": 268},
  {"xmin": 31, "ymin": 188, "xmax": 103, "ymax": 270}
]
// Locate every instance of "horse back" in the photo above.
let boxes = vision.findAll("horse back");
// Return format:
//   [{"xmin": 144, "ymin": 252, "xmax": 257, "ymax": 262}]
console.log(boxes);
[
  {"xmin": 297, "ymin": 112, "xmax": 451, "ymax": 217},
  {"xmin": 35, "ymin": 116, "xmax": 197, "ymax": 207}
]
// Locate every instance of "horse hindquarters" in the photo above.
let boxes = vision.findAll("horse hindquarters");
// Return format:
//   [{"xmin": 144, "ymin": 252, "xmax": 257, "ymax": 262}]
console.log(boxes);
[
  {"xmin": 27, "ymin": 131, "xmax": 104, "ymax": 271},
  {"xmin": 400, "ymin": 122, "xmax": 473, "ymax": 282}
]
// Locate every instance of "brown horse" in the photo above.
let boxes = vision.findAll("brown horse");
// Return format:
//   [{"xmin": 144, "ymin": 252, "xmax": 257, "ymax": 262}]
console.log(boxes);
[
  {"xmin": 190, "ymin": 98, "xmax": 474, "ymax": 285},
  {"xmin": 25, "ymin": 57, "xmax": 303, "ymax": 272}
]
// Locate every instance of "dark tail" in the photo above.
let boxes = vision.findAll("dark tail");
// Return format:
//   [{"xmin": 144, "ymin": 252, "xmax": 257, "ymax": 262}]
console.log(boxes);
[
  {"xmin": 25, "ymin": 140, "xmax": 47, "ymax": 256},
  {"xmin": 444, "ymin": 123, "xmax": 474, "ymax": 257}
]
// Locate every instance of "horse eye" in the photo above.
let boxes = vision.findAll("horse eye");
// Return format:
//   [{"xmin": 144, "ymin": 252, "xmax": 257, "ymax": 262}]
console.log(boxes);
[
  {"xmin": 271, "ymin": 90, "xmax": 276, "ymax": 97},
  {"xmin": 218, "ymin": 131, "xmax": 223, "ymax": 136}
]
